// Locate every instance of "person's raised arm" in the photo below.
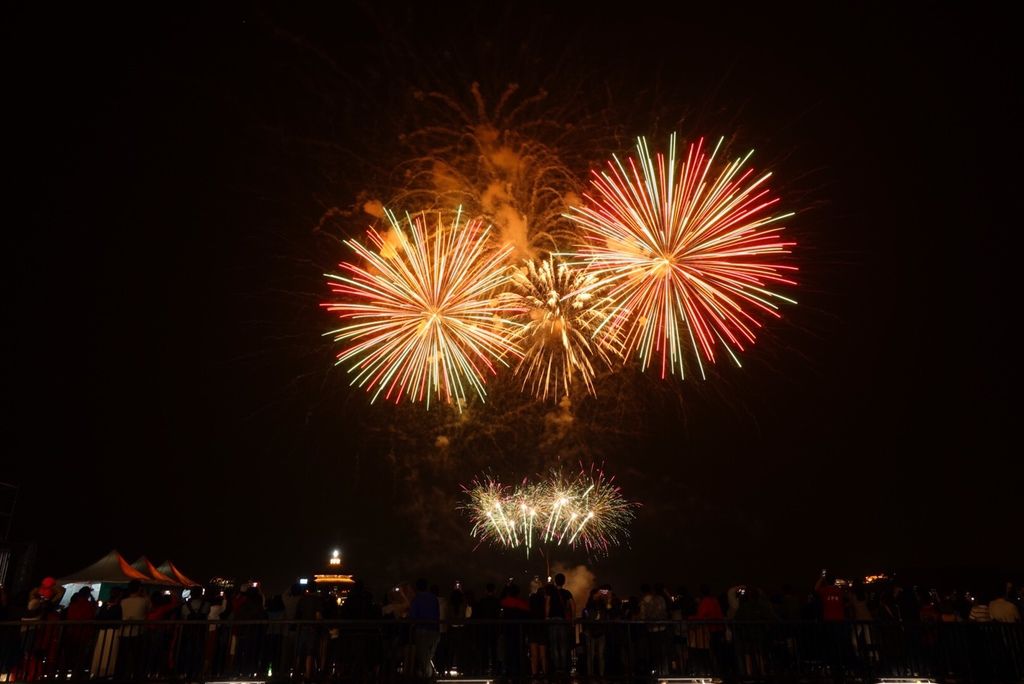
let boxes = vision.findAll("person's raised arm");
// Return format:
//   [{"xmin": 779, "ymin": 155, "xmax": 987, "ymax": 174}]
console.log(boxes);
[{"xmin": 727, "ymin": 586, "xmax": 740, "ymax": 614}]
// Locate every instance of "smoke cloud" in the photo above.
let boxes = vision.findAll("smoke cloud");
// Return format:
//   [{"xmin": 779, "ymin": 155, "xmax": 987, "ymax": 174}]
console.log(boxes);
[{"xmin": 551, "ymin": 561, "xmax": 596, "ymax": 617}]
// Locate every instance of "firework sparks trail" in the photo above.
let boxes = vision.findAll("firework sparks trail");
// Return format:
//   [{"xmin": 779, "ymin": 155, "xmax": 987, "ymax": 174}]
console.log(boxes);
[
  {"xmin": 392, "ymin": 84, "xmax": 585, "ymax": 260},
  {"xmin": 322, "ymin": 208, "xmax": 522, "ymax": 408},
  {"xmin": 501, "ymin": 257, "xmax": 624, "ymax": 401},
  {"xmin": 462, "ymin": 468, "xmax": 637, "ymax": 556},
  {"xmin": 566, "ymin": 135, "xmax": 797, "ymax": 378}
]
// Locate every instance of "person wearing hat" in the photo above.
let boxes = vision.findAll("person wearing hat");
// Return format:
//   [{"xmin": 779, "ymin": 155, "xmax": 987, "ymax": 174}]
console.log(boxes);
[
  {"xmin": 27, "ymin": 577, "xmax": 65, "ymax": 612},
  {"xmin": 21, "ymin": 580, "xmax": 64, "ymax": 680}
]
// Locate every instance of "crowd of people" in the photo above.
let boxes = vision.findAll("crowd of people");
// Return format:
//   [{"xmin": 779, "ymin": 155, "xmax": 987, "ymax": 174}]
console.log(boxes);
[{"xmin": 0, "ymin": 570, "xmax": 1021, "ymax": 681}]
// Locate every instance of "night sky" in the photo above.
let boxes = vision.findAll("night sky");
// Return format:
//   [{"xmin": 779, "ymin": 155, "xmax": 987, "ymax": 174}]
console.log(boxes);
[{"xmin": 8, "ymin": 3, "xmax": 1019, "ymax": 595}]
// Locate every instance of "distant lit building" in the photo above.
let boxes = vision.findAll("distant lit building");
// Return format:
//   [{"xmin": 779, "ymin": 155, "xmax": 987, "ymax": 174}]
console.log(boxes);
[{"xmin": 313, "ymin": 548, "xmax": 354, "ymax": 602}]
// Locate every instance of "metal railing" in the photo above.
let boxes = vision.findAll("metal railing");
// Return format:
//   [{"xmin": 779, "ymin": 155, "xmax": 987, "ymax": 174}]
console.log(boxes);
[{"xmin": 1, "ymin": 618, "xmax": 1022, "ymax": 682}]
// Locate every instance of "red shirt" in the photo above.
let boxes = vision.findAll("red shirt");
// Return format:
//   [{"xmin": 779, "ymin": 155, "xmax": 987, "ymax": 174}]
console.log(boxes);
[
  {"xmin": 694, "ymin": 596, "xmax": 724, "ymax": 620},
  {"xmin": 66, "ymin": 598, "xmax": 97, "ymax": 621},
  {"xmin": 694, "ymin": 596, "xmax": 725, "ymax": 632},
  {"xmin": 500, "ymin": 596, "xmax": 529, "ymax": 617},
  {"xmin": 818, "ymin": 586, "xmax": 845, "ymax": 621},
  {"xmin": 147, "ymin": 597, "xmax": 181, "ymax": 621}
]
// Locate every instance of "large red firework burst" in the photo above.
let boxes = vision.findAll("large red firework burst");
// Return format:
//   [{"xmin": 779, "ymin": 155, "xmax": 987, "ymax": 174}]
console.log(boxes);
[{"xmin": 566, "ymin": 134, "xmax": 797, "ymax": 378}]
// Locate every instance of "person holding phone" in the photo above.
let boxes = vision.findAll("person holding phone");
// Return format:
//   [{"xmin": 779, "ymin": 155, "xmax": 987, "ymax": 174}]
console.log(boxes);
[
  {"xmin": 815, "ymin": 571, "xmax": 846, "ymax": 621},
  {"xmin": 583, "ymin": 584, "xmax": 618, "ymax": 677}
]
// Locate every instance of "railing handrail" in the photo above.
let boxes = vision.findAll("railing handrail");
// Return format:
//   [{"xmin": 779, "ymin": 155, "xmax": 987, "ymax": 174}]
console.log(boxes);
[{"xmin": 2, "ymin": 617, "xmax": 1021, "ymax": 626}]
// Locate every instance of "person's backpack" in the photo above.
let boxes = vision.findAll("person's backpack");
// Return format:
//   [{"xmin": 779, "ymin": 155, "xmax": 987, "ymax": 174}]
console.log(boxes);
[{"xmin": 548, "ymin": 587, "xmax": 568, "ymax": 619}]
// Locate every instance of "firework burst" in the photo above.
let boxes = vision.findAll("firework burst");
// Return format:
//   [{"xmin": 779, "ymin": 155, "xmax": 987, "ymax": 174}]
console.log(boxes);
[
  {"xmin": 391, "ymin": 84, "xmax": 586, "ymax": 259},
  {"xmin": 462, "ymin": 468, "xmax": 637, "ymax": 556},
  {"xmin": 322, "ymin": 208, "xmax": 521, "ymax": 407},
  {"xmin": 567, "ymin": 134, "xmax": 797, "ymax": 378},
  {"xmin": 502, "ymin": 257, "xmax": 624, "ymax": 401}
]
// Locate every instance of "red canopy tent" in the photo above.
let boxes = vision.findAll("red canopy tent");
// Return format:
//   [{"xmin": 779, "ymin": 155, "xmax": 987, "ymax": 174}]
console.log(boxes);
[
  {"xmin": 59, "ymin": 550, "xmax": 151, "ymax": 584},
  {"xmin": 56, "ymin": 550, "xmax": 152, "ymax": 602},
  {"xmin": 131, "ymin": 556, "xmax": 179, "ymax": 585},
  {"xmin": 157, "ymin": 560, "xmax": 201, "ymax": 587}
]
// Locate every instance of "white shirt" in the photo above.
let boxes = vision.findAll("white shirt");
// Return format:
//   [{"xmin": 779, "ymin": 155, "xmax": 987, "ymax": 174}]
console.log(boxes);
[
  {"xmin": 208, "ymin": 599, "xmax": 228, "ymax": 620},
  {"xmin": 120, "ymin": 595, "xmax": 151, "ymax": 621},
  {"xmin": 208, "ymin": 599, "xmax": 228, "ymax": 632},
  {"xmin": 968, "ymin": 604, "xmax": 991, "ymax": 622},
  {"xmin": 282, "ymin": 592, "xmax": 301, "ymax": 620}
]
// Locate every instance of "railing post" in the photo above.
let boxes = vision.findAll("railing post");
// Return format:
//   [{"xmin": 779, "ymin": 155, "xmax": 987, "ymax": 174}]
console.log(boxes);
[{"xmin": 626, "ymin": 619, "xmax": 633, "ymax": 678}]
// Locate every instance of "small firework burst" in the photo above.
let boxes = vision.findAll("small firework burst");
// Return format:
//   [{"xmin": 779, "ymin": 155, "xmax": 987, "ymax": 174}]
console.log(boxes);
[
  {"xmin": 462, "ymin": 468, "xmax": 637, "ymax": 556},
  {"xmin": 502, "ymin": 257, "xmax": 624, "ymax": 400}
]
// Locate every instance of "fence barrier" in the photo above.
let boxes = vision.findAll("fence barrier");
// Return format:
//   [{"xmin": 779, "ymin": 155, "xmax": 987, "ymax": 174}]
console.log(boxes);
[{"xmin": 1, "ymin": 618, "xmax": 1021, "ymax": 682}]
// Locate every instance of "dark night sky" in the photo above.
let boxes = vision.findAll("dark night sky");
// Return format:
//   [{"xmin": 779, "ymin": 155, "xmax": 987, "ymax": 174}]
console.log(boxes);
[{"xmin": 8, "ymin": 3, "xmax": 1019, "ymax": 595}]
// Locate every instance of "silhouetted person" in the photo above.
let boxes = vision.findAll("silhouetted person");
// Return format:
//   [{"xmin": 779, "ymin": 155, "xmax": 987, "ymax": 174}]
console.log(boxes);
[
  {"xmin": 338, "ymin": 579, "xmax": 381, "ymax": 681},
  {"xmin": 295, "ymin": 585, "xmax": 323, "ymax": 680},
  {"xmin": 65, "ymin": 586, "xmax": 97, "ymax": 678},
  {"xmin": 546, "ymin": 572, "xmax": 575, "ymax": 674},
  {"xmin": 176, "ymin": 587, "xmax": 208, "ymax": 680},
  {"xmin": 641, "ymin": 582, "xmax": 670, "ymax": 675},
  {"xmin": 500, "ymin": 584, "xmax": 529, "ymax": 676},
  {"xmin": 690, "ymin": 584, "xmax": 724, "ymax": 674},
  {"xmin": 527, "ymin": 579, "xmax": 548, "ymax": 677},
  {"xmin": 442, "ymin": 588, "xmax": 468, "ymax": 675},
  {"xmin": 90, "ymin": 587, "xmax": 122, "ymax": 678},
  {"xmin": 814, "ymin": 572, "xmax": 846, "ymax": 621},
  {"xmin": 20, "ymin": 585, "xmax": 62, "ymax": 681},
  {"xmin": 474, "ymin": 583, "xmax": 500, "ymax": 673},
  {"xmin": 118, "ymin": 581, "xmax": 150, "ymax": 679},
  {"xmin": 233, "ymin": 587, "xmax": 267, "ymax": 676},
  {"xmin": 264, "ymin": 594, "xmax": 286, "ymax": 679},
  {"xmin": 990, "ymin": 585, "xmax": 1022, "ymax": 622},
  {"xmin": 814, "ymin": 573, "xmax": 847, "ymax": 678},
  {"xmin": 410, "ymin": 578, "xmax": 440, "ymax": 677},
  {"xmin": 584, "ymin": 584, "xmax": 618, "ymax": 676},
  {"xmin": 732, "ymin": 586, "xmax": 775, "ymax": 677},
  {"xmin": 968, "ymin": 592, "xmax": 991, "ymax": 622},
  {"xmin": 145, "ymin": 590, "xmax": 182, "ymax": 676}
]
